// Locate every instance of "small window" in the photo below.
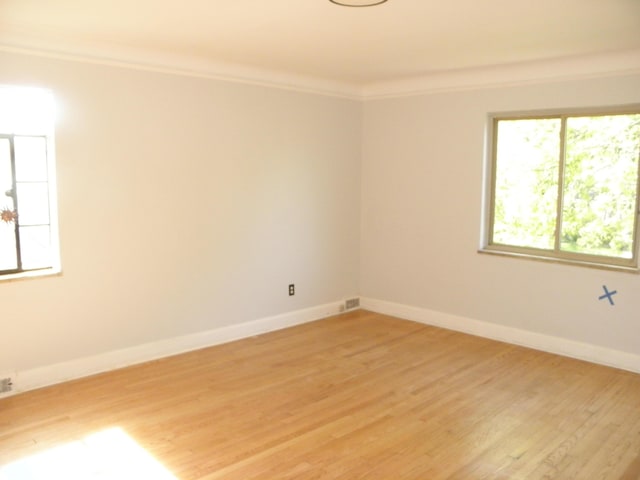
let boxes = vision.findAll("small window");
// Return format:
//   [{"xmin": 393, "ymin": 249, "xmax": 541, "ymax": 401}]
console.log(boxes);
[
  {"xmin": 484, "ymin": 109, "xmax": 640, "ymax": 271},
  {"xmin": 0, "ymin": 87, "xmax": 59, "ymax": 278}
]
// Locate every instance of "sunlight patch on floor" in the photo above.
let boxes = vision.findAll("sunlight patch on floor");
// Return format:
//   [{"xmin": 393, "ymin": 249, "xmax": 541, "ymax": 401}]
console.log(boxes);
[{"xmin": 0, "ymin": 427, "xmax": 178, "ymax": 480}]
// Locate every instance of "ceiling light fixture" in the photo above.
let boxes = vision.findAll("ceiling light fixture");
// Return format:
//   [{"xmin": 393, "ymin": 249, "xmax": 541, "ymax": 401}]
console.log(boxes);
[{"xmin": 329, "ymin": 0, "xmax": 388, "ymax": 6}]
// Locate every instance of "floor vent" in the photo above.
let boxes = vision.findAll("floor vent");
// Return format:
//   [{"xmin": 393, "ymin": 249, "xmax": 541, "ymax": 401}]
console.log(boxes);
[
  {"xmin": 345, "ymin": 298, "xmax": 360, "ymax": 310},
  {"xmin": 0, "ymin": 377, "xmax": 14, "ymax": 394}
]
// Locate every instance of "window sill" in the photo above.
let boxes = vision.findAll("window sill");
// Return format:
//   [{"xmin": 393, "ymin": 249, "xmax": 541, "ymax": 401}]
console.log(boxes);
[
  {"xmin": 478, "ymin": 248, "xmax": 639, "ymax": 274},
  {"xmin": 0, "ymin": 268, "xmax": 62, "ymax": 283}
]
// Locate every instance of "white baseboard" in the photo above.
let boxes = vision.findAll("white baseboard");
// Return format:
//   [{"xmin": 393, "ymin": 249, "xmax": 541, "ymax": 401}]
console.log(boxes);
[
  {"xmin": 10, "ymin": 301, "xmax": 344, "ymax": 397},
  {"xmin": 8, "ymin": 297, "xmax": 637, "ymax": 398},
  {"xmin": 361, "ymin": 297, "xmax": 640, "ymax": 374}
]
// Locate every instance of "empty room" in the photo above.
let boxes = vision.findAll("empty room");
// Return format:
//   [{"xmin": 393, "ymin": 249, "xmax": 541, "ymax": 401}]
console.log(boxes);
[{"xmin": 1, "ymin": 0, "xmax": 640, "ymax": 478}]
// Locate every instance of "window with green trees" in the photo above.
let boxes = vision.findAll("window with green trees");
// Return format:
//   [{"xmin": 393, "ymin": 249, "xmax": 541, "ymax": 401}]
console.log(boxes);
[{"xmin": 486, "ymin": 110, "xmax": 640, "ymax": 270}]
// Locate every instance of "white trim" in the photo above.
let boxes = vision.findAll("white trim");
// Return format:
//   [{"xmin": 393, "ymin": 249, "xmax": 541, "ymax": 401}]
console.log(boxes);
[
  {"xmin": 360, "ymin": 297, "xmax": 640, "ymax": 374},
  {"xmin": 361, "ymin": 49, "xmax": 640, "ymax": 99},
  {"xmin": 6, "ymin": 298, "xmax": 639, "ymax": 398},
  {"xmin": 0, "ymin": 44, "xmax": 362, "ymax": 100},
  {"xmin": 1, "ymin": 43, "xmax": 640, "ymax": 100},
  {"xmin": 9, "ymin": 301, "xmax": 344, "ymax": 397}
]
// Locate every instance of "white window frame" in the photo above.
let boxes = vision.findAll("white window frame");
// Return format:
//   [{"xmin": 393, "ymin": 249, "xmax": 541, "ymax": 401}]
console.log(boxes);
[
  {"xmin": 0, "ymin": 86, "xmax": 60, "ymax": 281},
  {"xmin": 481, "ymin": 106, "xmax": 640, "ymax": 272}
]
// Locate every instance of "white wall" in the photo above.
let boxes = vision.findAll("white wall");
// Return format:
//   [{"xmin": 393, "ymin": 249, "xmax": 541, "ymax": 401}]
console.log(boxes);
[
  {"xmin": 0, "ymin": 52, "xmax": 362, "ymax": 380},
  {"xmin": 361, "ymin": 73, "xmax": 640, "ymax": 367},
  {"xmin": 2, "ymin": 48, "xmax": 639, "ymax": 391}
]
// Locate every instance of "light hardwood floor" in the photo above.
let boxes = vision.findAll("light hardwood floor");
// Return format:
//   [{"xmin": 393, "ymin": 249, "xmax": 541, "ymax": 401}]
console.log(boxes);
[{"xmin": 1, "ymin": 310, "xmax": 639, "ymax": 479}]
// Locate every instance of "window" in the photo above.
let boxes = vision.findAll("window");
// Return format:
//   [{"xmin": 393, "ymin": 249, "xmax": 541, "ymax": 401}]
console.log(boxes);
[
  {"xmin": 485, "ymin": 109, "xmax": 640, "ymax": 270},
  {"xmin": 0, "ymin": 87, "xmax": 59, "ymax": 278}
]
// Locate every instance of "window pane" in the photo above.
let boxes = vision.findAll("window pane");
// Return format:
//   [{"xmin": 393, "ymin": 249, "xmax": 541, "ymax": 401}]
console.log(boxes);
[
  {"xmin": 19, "ymin": 225, "xmax": 51, "ymax": 270},
  {"xmin": 0, "ymin": 87, "xmax": 55, "ymax": 135},
  {"xmin": 16, "ymin": 182, "xmax": 50, "ymax": 225},
  {"xmin": 493, "ymin": 119, "xmax": 561, "ymax": 249},
  {"xmin": 561, "ymin": 114, "xmax": 640, "ymax": 258},
  {"xmin": 0, "ymin": 138, "xmax": 12, "ymax": 194},
  {"xmin": 0, "ymin": 220, "xmax": 18, "ymax": 271},
  {"xmin": 14, "ymin": 136, "xmax": 48, "ymax": 182},
  {"xmin": 0, "ymin": 138, "xmax": 17, "ymax": 270}
]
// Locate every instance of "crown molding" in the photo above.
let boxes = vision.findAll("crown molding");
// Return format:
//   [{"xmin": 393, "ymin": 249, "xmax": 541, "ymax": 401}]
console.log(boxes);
[
  {"xmin": 360, "ymin": 49, "xmax": 640, "ymax": 99},
  {"xmin": 1, "ymin": 39, "xmax": 639, "ymax": 101},
  {"xmin": 0, "ymin": 42, "xmax": 363, "ymax": 100}
]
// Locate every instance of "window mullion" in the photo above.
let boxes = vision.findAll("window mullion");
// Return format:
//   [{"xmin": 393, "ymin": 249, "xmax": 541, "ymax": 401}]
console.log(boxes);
[
  {"xmin": 487, "ymin": 117, "xmax": 500, "ymax": 247},
  {"xmin": 633, "ymin": 139, "xmax": 640, "ymax": 263},
  {"xmin": 8, "ymin": 135, "xmax": 23, "ymax": 271},
  {"xmin": 554, "ymin": 117, "xmax": 567, "ymax": 254}
]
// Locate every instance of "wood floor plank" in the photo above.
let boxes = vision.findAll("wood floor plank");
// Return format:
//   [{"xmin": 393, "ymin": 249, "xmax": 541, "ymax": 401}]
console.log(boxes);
[{"xmin": 1, "ymin": 310, "xmax": 639, "ymax": 479}]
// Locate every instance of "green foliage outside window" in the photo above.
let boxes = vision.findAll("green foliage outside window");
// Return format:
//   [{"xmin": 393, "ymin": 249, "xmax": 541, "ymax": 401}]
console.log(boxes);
[{"xmin": 490, "ymin": 111, "xmax": 640, "ymax": 267}]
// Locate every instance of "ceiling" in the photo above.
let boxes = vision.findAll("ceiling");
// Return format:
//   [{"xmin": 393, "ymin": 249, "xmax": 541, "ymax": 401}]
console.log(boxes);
[{"xmin": 1, "ymin": 0, "xmax": 640, "ymax": 97}]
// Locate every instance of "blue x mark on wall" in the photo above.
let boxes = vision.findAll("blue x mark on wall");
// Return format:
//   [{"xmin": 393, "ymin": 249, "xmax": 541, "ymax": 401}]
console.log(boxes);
[{"xmin": 598, "ymin": 285, "xmax": 617, "ymax": 306}]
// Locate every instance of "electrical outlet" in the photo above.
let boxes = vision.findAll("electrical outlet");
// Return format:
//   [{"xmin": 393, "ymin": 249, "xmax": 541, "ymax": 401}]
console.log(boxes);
[{"xmin": 289, "ymin": 284, "xmax": 295, "ymax": 296}]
